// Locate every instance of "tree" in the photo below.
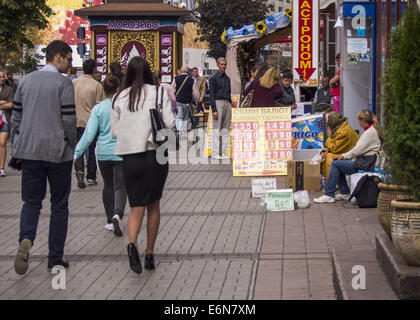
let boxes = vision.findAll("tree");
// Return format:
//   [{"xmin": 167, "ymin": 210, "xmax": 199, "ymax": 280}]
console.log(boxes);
[
  {"xmin": 196, "ymin": 0, "xmax": 268, "ymax": 59},
  {"xmin": 0, "ymin": 0, "xmax": 53, "ymax": 69},
  {"xmin": 383, "ymin": 8, "xmax": 420, "ymax": 201}
]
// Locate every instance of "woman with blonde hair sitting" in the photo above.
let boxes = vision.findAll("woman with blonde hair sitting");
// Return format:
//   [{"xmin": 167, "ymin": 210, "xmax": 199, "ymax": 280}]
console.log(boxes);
[
  {"xmin": 243, "ymin": 67, "xmax": 284, "ymax": 108},
  {"xmin": 315, "ymin": 109, "xmax": 383, "ymax": 203},
  {"xmin": 321, "ymin": 112, "xmax": 359, "ymax": 181}
]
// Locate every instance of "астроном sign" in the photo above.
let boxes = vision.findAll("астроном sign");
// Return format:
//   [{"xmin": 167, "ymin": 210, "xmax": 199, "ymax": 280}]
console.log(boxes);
[
  {"xmin": 108, "ymin": 20, "xmax": 160, "ymax": 31},
  {"xmin": 292, "ymin": 0, "xmax": 319, "ymax": 87}
]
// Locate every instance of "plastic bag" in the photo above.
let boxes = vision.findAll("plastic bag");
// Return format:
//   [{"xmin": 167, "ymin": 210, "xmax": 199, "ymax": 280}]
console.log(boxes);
[
  {"xmin": 311, "ymin": 152, "xmax": 322, "ymax": 162},
  {"xmin": 293, "ymin": 190, "xmax": 310, "ymax": 209},
  {"xmin": 350, "ymin": 172, "xmax": 383, "ymax": 195}
]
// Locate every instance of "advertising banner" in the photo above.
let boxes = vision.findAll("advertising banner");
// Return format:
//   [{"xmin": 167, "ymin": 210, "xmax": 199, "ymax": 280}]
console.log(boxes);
[
  {"xmin": 293, "ymin": 0, "xmax": 319, "ymax": 87},
  {"xmin": 291, "ymin": 114, "xmax": 325, "ymax": 149},
  {"xmin": 232, "ymin": 107, "xmax": 293, "ymax": 176},
  {"xmin": 203, "ymin": 109, "xmax": 232, "ymax": 158}
]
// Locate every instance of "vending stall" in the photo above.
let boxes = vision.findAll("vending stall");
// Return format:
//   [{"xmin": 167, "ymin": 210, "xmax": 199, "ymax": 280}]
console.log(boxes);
[{"xmin": 74, "ymin": 0, "xmax": 197, "ymax": 82}]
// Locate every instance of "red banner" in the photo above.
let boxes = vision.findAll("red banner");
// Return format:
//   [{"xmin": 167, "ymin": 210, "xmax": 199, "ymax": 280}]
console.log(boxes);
[{"xmin": 295, "ymin": 0, "xmax": 316, "ymax": 83}]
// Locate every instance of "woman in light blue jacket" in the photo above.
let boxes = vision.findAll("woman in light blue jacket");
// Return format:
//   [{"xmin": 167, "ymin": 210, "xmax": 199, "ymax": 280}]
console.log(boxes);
[{"xmin": 74, "ymin": 76, "xmax": 127, "ymax": 237}]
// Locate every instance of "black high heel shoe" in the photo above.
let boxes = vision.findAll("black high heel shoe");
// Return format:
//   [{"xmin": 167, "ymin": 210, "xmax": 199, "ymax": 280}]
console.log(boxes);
[
  {"xmin": 127, "ymin": 243, "xmax": 142, "ymax": 274},
  {"xmin": 144, "ymin": 253, "xmax": 155, "ymax": 270}
]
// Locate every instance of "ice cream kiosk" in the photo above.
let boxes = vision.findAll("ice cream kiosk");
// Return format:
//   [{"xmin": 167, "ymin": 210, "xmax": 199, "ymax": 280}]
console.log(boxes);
[{"xmin": 74, "ymin": 0, "xmax": 197, "ymax": 82}]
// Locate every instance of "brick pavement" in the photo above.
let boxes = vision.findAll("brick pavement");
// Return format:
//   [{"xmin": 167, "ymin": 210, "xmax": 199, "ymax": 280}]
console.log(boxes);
[{"xmin": 0, "ymin": 142, "xmax": 393, "ymax": 300}]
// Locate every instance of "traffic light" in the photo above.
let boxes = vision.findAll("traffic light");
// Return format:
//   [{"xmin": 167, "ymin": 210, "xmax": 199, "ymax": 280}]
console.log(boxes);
[
  {"xmin": 204, "ymin": 62, "xmax": 209, "ymax": 75},
  {"xmin": 77, "ymin": 43, "xmax": 86, "ymax": 55},
  {"xmin": 77, "ymin": 27, "xmax": 85, "ymax": 40}
]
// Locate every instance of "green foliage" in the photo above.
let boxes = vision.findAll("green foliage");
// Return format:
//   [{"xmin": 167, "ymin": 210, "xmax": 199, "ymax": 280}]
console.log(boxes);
[
  {"xmin": 8, "ymin": 52, "xmax": 43, "ymax": 73},
  {"xmin": 196, "ymin": 0, "xmax": 268, "ymax": 59},
  {"xmin": 383, "ymin": 8, "xmax": 420, "ymax": 201},
  {"xmin": 0, "ymin": 0, "xmax": 52, "ymax": 69}
]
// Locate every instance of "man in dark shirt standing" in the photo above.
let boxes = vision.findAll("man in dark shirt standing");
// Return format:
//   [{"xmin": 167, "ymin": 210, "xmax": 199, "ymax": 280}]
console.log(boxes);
[
  {"xmin": 209, "ymin": 58, "xmax": 231, "ymax": 160},
  {"xmin": 174, "ymin": 65, "xmax": 194, "ymax": 139}
]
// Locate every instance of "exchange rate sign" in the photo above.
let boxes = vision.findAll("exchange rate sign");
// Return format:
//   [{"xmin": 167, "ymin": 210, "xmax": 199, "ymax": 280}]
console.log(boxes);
[
  {"xmin": 232, "ymin": 107, "xmax": 293, "ymax": 176},
  {"xmin": 293, "ymin": 0, "xmax": 319, "ymax": 87}
]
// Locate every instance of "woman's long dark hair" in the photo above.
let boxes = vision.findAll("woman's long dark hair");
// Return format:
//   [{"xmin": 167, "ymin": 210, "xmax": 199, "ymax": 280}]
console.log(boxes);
[{"xmin": 112, "ymin": 56, "xmax": 156, "ymax": 112}]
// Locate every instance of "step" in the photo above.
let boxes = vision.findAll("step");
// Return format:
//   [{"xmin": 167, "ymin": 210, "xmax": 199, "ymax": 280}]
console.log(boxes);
[
  {"xmin": 332, "ymin": 248, "xmax": 398, "ymax": 300},
  {"xmin": 376, "ymin": 233, "xmax": 420, "ymax": 300}
]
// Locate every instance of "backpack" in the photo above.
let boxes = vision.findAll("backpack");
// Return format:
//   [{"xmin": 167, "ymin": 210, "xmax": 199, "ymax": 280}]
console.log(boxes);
[{"xmin": 349, "ymin": 175, "xmax": 381, "ymax": 208}]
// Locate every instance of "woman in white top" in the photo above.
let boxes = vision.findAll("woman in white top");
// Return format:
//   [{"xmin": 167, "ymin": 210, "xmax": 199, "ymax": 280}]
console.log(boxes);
[
  {"xmin": 314, "ymin": 109, "xmax": 383, "ymax": 203},
  {"xmin": 111, "ymin": 57, "xmax": 174, "ymax": 274}
]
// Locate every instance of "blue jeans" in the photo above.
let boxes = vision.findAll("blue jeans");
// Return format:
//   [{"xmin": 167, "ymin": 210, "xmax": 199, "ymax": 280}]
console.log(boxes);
[
  {"xmin": 325, "ymin": 160, "xmax": 357, "ymax": 197},
  {"xmin": 19, "ymin": 160, "xmax": 72, "ymax": 262},
  {"xmin": 175, "ymin": 102, "xmax": 189, "ymax": 134}
]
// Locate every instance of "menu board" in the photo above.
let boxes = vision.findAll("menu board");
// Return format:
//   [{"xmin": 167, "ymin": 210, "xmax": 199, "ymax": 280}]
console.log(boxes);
[
  {"xmin": 160, "ymin": 34, "xmax": 172, "ymax": 83},
  {"xmin": 95, "ymin": 33, "xmax": 108, "ymax": 77},
  {"xmin": 232, "ymin": 107, "xmax": 293, "ymax": 176}
]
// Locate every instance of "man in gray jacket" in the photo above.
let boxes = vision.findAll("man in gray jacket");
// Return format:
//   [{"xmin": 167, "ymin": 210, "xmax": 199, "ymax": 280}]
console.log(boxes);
[{"xmin": 11, "ymin": 40, "xmax": 76, "ymax": 275}]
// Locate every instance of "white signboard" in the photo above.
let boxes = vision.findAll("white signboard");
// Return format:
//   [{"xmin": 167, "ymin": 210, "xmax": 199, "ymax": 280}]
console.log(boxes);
[
  {"xmin": 293, "ymin": 0, "xmax": 320, "ymax": 87},
  {"xmin": 347, "ymin": 38, "xmax": 368, "ymax": 54},
  {"xmin": 252, "ymin": 178, "xmax": 277, "ymax": 198},
  {"xmin": 266, "ymin": 189, "xmax": 294, "ymax": 211}
]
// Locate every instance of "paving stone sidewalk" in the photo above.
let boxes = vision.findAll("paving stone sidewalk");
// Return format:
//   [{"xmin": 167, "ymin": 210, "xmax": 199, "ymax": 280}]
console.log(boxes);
[{"xmin": 0, "ymin": 142, "xmax": 392, "ymax": 300}]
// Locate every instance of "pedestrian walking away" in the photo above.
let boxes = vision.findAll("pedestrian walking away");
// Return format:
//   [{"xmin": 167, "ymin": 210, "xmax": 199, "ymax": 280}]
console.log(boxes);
[
  {"xmin": 111, "ymin": 56, "xmax": 174, "ymax": 274},
  {"xmin": 73, "ymin": 75, "xmax": 127, "ymax": 237},
  {"xmin": 243, "ymin": 67, "xmax": 283, "ymax": 108},
  {"xmin": 72, "ymin": 58, "xmax": 105, "ymax": 188},
  {"xmin": 174, "ymin": 65, "xmax": 194, "ymax": 138},
  {"xmin": 209, "ymin": 57, "xmax": 232, "ymax": 159},
  {"xmin": 0, "ymin": 70, "xmax": 14, "ymax": 177},
  {"xmin": 10, "ymin": 40, "xmax": 77, "ymax": 275}
]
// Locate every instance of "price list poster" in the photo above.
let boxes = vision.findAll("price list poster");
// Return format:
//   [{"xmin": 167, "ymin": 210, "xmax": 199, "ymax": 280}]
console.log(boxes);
[{"xmin": 232, "ymin": 107, "xmax": 293, "ymax": 176}]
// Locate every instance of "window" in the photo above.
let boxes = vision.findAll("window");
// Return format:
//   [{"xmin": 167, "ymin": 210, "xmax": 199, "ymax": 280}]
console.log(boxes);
[{"xmin": 279, "ymin": 6, "xmax": 283, "ymax": 12}]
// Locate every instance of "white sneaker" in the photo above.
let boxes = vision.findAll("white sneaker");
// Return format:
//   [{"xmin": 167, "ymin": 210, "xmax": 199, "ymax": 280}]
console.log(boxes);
[
  {"xmin": 112, "ymin": 214, "xmax": 123, "ymax": 237},
  {"xmin": 0, "ymin": 169, "xmax": 6, "ymax": 177},
  {"xmin": 335, "ymin": 193, "xmax": 351, "ymax": 201},
  {"xmin": 104, "ymin": 223, "xmax": 114, "ymax": 231},
  {"xmin": 314, "ymin": 195, "xmax": 335, "ymax": 203},
  {"xmin": 212, "ymin": 154, "xmax": 222, "ymax": 160},
  {"xmin": 221, "ymin": 155, "xmax": 231, "ymax": 160}
]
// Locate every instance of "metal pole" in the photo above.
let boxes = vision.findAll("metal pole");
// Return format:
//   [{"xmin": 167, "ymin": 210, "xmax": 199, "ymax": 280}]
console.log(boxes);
[
  {"xmin": 385, "ymin": 0, "xmax": 392, "ymax": 59},
  {"xmin": 376, "ymin": 0, "xmax": 383, "ymax": 123},
  {"xmin": 396, "ymin": 0, "xmax": 401, "ymax": 25}
]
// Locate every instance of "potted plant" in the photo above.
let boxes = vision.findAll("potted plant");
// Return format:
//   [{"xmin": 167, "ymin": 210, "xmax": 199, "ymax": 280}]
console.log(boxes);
[
  {"xmin": 383, "ymin": 8, "xmax": 420, "ymax": 266},
  {"xmin": 377, "ymin": 183, "xmax": 411, "ymax": 238}
]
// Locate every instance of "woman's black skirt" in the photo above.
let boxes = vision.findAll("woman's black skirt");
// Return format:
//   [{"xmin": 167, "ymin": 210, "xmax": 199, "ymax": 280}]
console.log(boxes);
[{"xmin": 122, "ymin": 150, "xmax": 169, "ymax": 207}]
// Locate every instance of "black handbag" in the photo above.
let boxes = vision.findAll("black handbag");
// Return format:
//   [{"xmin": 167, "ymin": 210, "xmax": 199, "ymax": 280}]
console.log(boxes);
[
  {"xmin": 353, "ymin": 154, "xmax": 377, "ymax": 172},
  {"xmin": 150, "ymin": 86, "xmax": 180, "ymax": 150},
  {"xmin": 349, "ymin": 175, "xmax": 381, "ymax": 208}
]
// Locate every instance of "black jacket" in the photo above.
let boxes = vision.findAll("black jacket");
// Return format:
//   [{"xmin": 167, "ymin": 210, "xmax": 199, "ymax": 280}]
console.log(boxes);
[{"xmin": 209, "ymin": 72, "xmax": 231, "ymax": 112}]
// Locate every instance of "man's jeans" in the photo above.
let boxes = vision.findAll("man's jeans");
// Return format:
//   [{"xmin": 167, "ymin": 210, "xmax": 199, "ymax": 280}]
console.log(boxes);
[
  {"xmin": 175, "ymin": 103, "xmax": 190, "ymax": 138},
  {"xmin": 74, "ymin": 127, "xmax": 98, "ymax": 180},
  {"xmin": 19, "ymin": 160, "xmax": 72, "ymax": 263},
  {"xmin": 325, "ymin": 160, "xmax": 357, "ymax": 197}
]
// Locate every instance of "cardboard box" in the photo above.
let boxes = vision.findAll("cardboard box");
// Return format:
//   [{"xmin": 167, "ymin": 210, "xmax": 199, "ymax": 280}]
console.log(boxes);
[{"xmin": 287, "ymin": 160, "xmax": 321, "ymax": 192}]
